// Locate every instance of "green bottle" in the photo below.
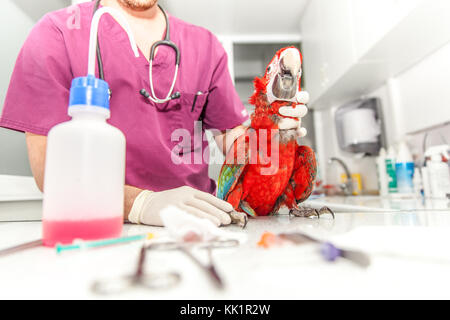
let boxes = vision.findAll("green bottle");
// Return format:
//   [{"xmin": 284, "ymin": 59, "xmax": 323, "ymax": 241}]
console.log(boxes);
[{"xmin": 386, "ymin": 146, "xmax": 398, "ymax": 193}]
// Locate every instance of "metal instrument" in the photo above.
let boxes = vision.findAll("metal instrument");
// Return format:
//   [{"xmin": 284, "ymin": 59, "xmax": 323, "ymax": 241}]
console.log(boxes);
[
  {"xmin": 0, "ymin": 239, "xmax": 42, "ymax": 258},
  {"xmin": 91, "ymin": 245, "xmax": 181, "ymax": 295},
  {"xmin": 91, "ymin": 239, "xmax": 238, "ymax": 294},
  {"xmin": 280, "ymin": 232, "xmax": 371, "ymax": 268},
  {"xmin": 147, "ymin": 239, "xmax": 239, "ymax": 290}
]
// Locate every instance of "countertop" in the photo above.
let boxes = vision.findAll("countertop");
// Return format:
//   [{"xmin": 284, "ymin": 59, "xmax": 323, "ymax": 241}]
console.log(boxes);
[
  {"xmin": 306, "ymin": 195, "xmax": 450, "ymax": 212},
  {"xmin": 0, "ymin": 175, "xmax": 43, "ymax": 222},
  {"xmin": 2, "ymin": 201, "xmax": 450, "ymax": 299}
]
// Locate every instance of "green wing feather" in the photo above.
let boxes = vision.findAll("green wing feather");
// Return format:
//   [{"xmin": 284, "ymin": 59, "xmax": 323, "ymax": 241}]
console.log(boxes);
[{"xmin": 217, "ymin": 131, "xmax": 250, "ymax": 200}]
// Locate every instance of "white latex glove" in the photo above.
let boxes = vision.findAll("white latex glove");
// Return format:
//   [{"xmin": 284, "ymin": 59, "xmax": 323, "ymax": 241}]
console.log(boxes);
[
  {"xmin": 278, "ymin": 90, "xmax": 310, "ymax": 137},
  {"xmin": 128, "ymin": 186, "xmax": 233, "ymax": 227}
]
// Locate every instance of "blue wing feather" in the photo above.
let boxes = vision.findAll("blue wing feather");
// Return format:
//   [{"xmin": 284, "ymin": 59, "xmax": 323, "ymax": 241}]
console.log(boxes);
[{"xmin": 217, "ymin": 165, "xmax": 243, "ymax": 200}]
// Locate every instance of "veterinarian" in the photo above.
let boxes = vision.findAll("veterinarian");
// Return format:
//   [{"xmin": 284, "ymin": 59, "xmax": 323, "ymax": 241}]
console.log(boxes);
[{"xmin": 0, "ymin": 0, "xmax": 307, "ymax": 226}]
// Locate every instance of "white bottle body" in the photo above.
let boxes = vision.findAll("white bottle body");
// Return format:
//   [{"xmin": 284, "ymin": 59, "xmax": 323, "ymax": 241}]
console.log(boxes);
[
  {"xmin": 428, "ymin": 157, "xmax": 450, "ymax": 199},
  {"xmin": 42, "ymin": 106, "xmax": 125, "ymax": 246},
  {"xmin": 395, "ymin": 141, "xmax": 415, "ymax": 195},
  {"xmin": 386, "ymin": 146, "xmax": 398, "ymax": 194},
  {"xmin": 421, "ymin": 167, "xmax": 432, "ymax": 198},
  {"xmin": 376, "ymin": 148, "xmax": 388, "ymax": 197}
]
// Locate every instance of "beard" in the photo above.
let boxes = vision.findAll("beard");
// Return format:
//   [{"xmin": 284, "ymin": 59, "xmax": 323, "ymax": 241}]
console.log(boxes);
[{"xmin": 117, "ymin": 0, "xmax": 158, "ymax": 11}]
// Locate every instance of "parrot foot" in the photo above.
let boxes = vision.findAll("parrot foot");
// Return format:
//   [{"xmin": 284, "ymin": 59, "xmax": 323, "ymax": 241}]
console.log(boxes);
[
  {"xmin": 318, "ymin": 206, "xmax": 335, "ymax": 219},
  {"xmin": 289, "ymin": 206, "xmax": 335, "ymax": 219},
  {"xmin": 229, "ymin": 210, "xmax": 248, "ymax": 229}
]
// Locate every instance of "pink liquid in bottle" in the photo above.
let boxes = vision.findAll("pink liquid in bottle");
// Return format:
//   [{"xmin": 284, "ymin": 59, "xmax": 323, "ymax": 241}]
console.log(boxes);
[{"xmin": 43, "ymin": 217, "xmax": 123, "ymax": 247}]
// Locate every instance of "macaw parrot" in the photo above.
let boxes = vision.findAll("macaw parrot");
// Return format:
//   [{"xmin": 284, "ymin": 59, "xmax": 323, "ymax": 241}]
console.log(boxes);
[{"xmin": 218, "ymin": 47, "xmax": 334, "ymax": 227}]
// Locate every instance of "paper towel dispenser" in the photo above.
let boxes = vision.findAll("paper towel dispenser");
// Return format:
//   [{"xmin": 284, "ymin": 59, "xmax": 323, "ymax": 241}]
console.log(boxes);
[{"xmin": 335, "ymin": 98, "xmax": 386, "ymax": 156}]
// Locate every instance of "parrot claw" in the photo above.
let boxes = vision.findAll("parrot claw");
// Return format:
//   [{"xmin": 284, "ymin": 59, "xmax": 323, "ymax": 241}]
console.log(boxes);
[
  {"xmin": 318, "ymin": 206, "xmax": 335, "ymax": 219},
  {"xmin": 289, "ymin": 206, "xmax": 335, "ymax": 219},
  {"xmin": 229, "ymin": 210, "xmax": 248, "ymax": 229},
  {"xmin": 289, "ymin": 207, "xmax": 319, "ymax": 218}
]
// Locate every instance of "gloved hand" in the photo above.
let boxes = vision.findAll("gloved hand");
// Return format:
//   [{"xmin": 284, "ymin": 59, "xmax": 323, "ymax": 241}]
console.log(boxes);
[
  {"xmin": 128, "ymin": 186, "xmax": 233, "ymax": 227},
  {"xmin": 295, "ymin": 90, "xmax": 310, "ymax": 137},
  {"xmin": 278, "ymin": 90, "xmax": 310, "ymax": 137}
]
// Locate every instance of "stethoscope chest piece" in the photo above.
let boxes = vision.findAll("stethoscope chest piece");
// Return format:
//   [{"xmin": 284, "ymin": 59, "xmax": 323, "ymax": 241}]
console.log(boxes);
[
  {"xmin": 139, "ymin": 6, "xmax": 181, "ymax": 103},
  {"xmin": 93, "ymin": 1, "xmax": 180, "ymax": 104}
]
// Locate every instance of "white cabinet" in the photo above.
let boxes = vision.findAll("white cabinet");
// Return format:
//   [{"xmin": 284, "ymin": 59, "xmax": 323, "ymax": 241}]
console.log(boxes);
[
  {"xmin": 301, "ymin": 0, "xmax": 426, "ymax": 107},
  {"xmin": 300, "ymin": 0, "xmax": 326, "ymax": 100},
  {"xmin": 351, "ymin": 0, "xmax": 422, "ymax": 59},
  {"xmin": 301, "ymin": 0, "xmax": 356, "ymax": 104},
  {"xmin": 319, "ymin": 0, "xmax": 356, "ymax": 90}
]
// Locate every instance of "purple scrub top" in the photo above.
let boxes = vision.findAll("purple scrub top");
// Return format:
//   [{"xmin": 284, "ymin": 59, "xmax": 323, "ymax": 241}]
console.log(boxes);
[{"xmin": 0, "ymin": 2, "xmax": 248, "ymax": 194}]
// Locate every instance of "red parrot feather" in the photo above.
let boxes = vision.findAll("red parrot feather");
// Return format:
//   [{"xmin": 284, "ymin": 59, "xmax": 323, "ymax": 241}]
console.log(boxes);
[{"xmin": 217, "ymin": 47, "xmax": 317, "ymax": 217}]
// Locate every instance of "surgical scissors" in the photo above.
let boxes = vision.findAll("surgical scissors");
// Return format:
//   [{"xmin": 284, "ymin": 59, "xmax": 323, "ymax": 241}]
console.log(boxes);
[
  {"xmin": 91, "ymin": 239, "xmax": 238, "ymax": 295},
  {"xmin": 179, "ymin": 246, "xmax": 224, "ymax": 289},
  {"xmin": 146, "ymin": 239, "xmax": 239, "ymax": 290},
  {"xmin": 91, "ymin": 245, "xmax": 181, "ymax": 295}
]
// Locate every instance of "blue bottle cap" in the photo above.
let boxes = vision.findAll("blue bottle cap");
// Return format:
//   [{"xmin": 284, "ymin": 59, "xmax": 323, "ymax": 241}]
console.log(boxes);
[{"xmin": 69, "ymin": 75, "xmax": 110, "ymax": 109}]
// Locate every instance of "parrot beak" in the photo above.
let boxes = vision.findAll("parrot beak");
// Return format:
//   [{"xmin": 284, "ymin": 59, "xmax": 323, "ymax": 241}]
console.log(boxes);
[{"xmin": 271, "ymin": 48, "xmax": 301, "ymax": 101}]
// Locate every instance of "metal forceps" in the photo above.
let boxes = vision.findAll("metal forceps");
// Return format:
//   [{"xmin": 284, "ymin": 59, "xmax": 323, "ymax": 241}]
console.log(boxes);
[
  {"xmin": 147, "ymin": 239, "xmax": 239, "ymax": 290},
  {"xmin": 91, "ymin": 246, "xmax": 181, "ymax": 295}
]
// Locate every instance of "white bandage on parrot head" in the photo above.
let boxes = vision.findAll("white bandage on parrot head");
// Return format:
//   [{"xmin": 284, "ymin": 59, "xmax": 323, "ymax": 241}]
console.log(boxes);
[{"xmin": 265, "ymin": 47, "xmax": 303, "ymax": 105}]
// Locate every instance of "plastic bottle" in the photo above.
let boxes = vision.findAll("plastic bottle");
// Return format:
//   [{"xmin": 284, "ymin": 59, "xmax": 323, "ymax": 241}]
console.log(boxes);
[
  {"xmin": 376, "ymin": 148, "xmax": 388, "ymax": 197},
  {"xmin": 386, "ymin": 146, "xmax": 398, "ymax": 194},
  {"xmin": 42, "ymin": 7, "xmax": 139, "ymax": 247},
  {"xmin": 395, "ymin": 141, "xmax": 414, "ymax": 195},
  {"xmin": 421, "ymin": 166, "xmax": 432, "ymax": 198},
  {"xmin": 413, "ymin": 167, "xmax": 423, "ymax": 198},
  {"xmin": 425, "ymin": 145, "xmax": 450, "ymax": 199},
  {"xmin": 42, "ymin": 76, "xmax": 126, "ymax": 247}
]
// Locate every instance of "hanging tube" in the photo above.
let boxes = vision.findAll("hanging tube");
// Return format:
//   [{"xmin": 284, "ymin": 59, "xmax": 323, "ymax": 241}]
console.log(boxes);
[{"xmin": 88, "ymin": 7, "xmax": 139, "ymax": 76}]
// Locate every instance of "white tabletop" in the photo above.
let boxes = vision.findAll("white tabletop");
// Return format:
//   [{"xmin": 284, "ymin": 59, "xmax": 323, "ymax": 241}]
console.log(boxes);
[
  {"xmin": 1, "ymin": 206, "xmax": 450, "ymax": 300},
  {"xmin": 0, "ymin": 175, "xmax": 43, "ymax": 202}
]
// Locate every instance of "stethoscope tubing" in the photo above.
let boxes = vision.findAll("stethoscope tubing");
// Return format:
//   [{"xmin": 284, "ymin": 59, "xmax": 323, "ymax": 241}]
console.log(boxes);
[{"xmin": 92, "ymin": 0, "xmax": 181, "ymax": 103}]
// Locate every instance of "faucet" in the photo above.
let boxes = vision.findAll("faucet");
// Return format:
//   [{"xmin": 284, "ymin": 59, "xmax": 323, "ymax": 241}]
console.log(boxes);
[{"xmin": 328, "ymin": 157, "xmax": 354, "ymax": 196}]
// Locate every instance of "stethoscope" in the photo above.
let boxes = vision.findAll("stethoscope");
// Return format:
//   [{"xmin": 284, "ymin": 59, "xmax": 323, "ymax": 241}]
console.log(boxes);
[{"xmin": 93, "ymin": 0, "xmax": 181, "ymax": 103}]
